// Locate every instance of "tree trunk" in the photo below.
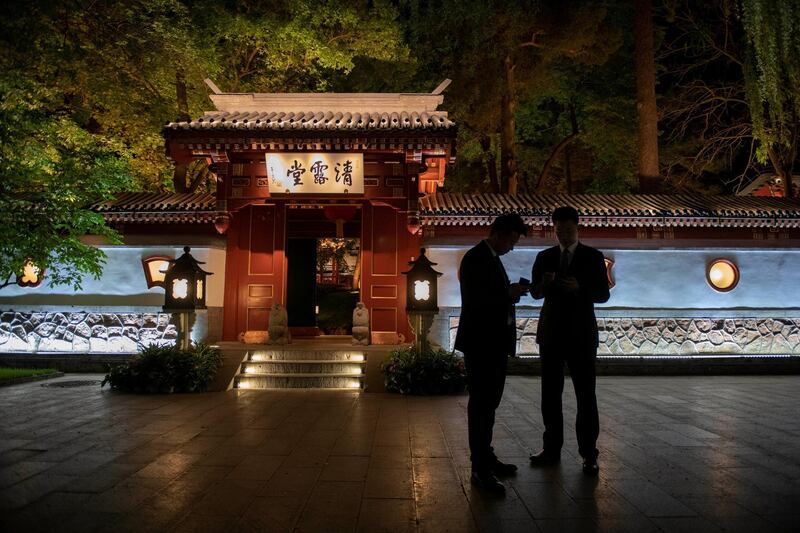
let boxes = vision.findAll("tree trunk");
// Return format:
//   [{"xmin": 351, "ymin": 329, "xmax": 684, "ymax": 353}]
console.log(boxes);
[
  {"xmin": 480, "ymin": 134, "xmax": 500, "ymax": 193},
  {"xmin": 634, "ymin": 0, "xmax": 660, "ymax": 193},
  {"xmin": 535, "ymin": 133, "xmax": 578, "ymax": 192},
  {"xmin": 500, "ymin": 53, "xmax": 518, "ymax": 195},
  {"xmin": 172, "ymin": 68, "xmax": 191, "ymax": 193},
  {"xmin": 565, "ymin": 145, "xmax": 572, "ymax": 194},
  {"xmin": 784, "ymin": 126, "xmax": 798, "ymax": 197},
  {"xmin": 175, "ymin": 68, "xmax": 190, "ymax": 122},
  {"xmin": 768, "ymin": 143, "xmax": 795, "ymax": 198},
  {"xmin": 173, "ymin": 163, "xmax": 188, "ymax": 193},
  {"xmin": 536, "ymin": 104, "xmax": 579, "ymax": 193},
  {"xmin": 187, "ymin": 163, "xmax": 211, "ymax": 192}
]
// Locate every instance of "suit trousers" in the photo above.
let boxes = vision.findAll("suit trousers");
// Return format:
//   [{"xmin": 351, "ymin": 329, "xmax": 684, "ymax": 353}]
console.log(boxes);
[
  {"xmin": 464, "ymin": 352, "xmax": 507, "ymax": 470},
  {"xmin": 539, "ymin": 343, "xmax": 599, "ymax": 459}
]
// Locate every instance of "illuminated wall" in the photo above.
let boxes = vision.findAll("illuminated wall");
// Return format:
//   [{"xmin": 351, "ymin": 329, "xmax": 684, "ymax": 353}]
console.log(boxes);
[
  {"xmin": 0, "ymin": 245, "xmax": 226, "ymax": 354},
  {"xmin": 426, "ymin": 245, "xmax": 800, "ymax": 357}
]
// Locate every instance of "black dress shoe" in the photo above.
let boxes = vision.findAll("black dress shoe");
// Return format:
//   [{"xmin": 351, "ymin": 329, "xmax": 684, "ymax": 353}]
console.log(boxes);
[
  {"xmin": 582, "ymin": 456, "xmax": 599, "ymax": 476},
  {"xmin": 491, "ymin": 459, "xmax": 518, "ymax": 476},
  {"xmin": 470, "ymin": 470, "xmax": 506, "ymax": 494},
  {"xmin": 529, "ymin": 450, "xmax": 560, "ymax": 466}
]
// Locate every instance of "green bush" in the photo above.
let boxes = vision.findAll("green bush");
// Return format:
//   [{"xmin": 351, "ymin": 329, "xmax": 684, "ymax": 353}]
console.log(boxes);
[
  {"xmin": 102, "ymin": 343, "xmax": 223, "ymax": 393},
  {"xmin": 381, "ymin": 346, "xmax": 467, "ymax": 395}
]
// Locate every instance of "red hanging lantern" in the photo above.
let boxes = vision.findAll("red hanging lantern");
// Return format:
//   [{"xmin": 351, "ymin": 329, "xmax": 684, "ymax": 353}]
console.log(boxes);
[
  {"xmin": 322, "ymin": 205, "xmax": 358, "ymax": 238},
  {"xmin": 214, "ymin": 213, "xmax": 230, "ymax": 235}
]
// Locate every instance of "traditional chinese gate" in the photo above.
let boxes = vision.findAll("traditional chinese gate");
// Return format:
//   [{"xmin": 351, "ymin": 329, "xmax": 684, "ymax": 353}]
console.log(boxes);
[{"xmin": 163, "ymin": 83, "xmax": 456, "ymax": 343}]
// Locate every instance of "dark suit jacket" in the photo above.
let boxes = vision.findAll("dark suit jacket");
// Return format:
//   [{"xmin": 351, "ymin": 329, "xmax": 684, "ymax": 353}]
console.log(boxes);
[
  {"xmin": 531, "ymin": 242, "xmax": 610, "ymax": 348},
  {"xmin": 454, "ymin": 240, "xmax": 518, "ymax": 358}
]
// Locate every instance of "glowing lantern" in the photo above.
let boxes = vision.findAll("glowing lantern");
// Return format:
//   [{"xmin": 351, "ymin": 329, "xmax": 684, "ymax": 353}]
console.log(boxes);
[
  {"xmin": 162, "ymin": 247, "xmax": 213, "ymax": 312},
  {"xmin": 16, "ymin": 261, "xmax": 44, "ymax": 288},
  {"xmin": 142, "ymin": 256, "xmax": 171, "ymax": 288},
  {"xmin": 402, "ymin": 248, "xmax": 442, "ymax": 313},
  {"xmin": 707, "ymin": 259, "xmax": 739, "ymax": 292},
  {"xmin": 414, "ymin": 280, "xmax": 431, "ymax": 301}
]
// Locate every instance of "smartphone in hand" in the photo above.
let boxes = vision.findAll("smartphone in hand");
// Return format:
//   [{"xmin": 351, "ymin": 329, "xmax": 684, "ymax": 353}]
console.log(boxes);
[{"xmin": 518, "ymin": 277, "xmax": 531, "ymax": 287}]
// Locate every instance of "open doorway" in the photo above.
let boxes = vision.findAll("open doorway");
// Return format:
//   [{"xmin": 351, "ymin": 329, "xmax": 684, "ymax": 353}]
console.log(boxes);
[
  {"xmin": 315, "ymin": 238, "xmax": 360, "ymax": 335},
  {"xmin": 286, "ymin": 237, "xmax": 360, "ymax": 336}
]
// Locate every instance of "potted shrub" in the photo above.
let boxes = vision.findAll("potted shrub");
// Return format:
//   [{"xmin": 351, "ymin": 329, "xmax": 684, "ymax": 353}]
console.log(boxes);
[
  {"xmin": 102, "ymin": 343, "xmax": 223, "ymax": 393},
  {"xmin": 381, "ymin": 346, "xmax": 467, "ymax": 395}
]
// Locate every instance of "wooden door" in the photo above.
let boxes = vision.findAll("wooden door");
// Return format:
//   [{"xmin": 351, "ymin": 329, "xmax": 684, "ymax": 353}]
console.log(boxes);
[{"xmin": 222, "ymin": 204, "xmax": 286, "ymax": 339}]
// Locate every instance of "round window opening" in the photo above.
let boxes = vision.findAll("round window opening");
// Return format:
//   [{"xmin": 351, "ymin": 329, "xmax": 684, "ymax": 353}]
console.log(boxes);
[{"xmin": 707, "ymin": 259, "xmax": 739, "ymax": 292}]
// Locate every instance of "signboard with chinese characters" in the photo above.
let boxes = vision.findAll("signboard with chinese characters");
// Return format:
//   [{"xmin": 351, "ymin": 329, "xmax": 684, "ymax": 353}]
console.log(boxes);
[{"xmin": 265, "ymin": 153, "xmax": 364, "ymax": 194}]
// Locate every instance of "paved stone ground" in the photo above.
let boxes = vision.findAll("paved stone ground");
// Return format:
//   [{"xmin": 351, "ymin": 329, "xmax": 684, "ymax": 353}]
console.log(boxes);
[{"xmin": 1, "ymin": 374, "xmax": 799, "ymax": 532}]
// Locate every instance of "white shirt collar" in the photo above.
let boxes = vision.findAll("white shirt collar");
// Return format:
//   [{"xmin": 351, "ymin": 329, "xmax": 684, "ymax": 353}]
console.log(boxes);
[{"xmin": 559, "ymin": 241, "xmax": 579, "ymax": 255}]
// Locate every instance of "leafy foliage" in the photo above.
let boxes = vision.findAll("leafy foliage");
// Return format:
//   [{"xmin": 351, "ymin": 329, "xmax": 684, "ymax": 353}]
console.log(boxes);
[
  {"xmin": 101, "ymin": 343, "xmax": 223, "ymax": 393},
  {"xmin": 381, "ymin": 346, "xmax": 466, "ymax": 395},
  {"xmin": 400, "ymin": 0, "xmax": 632, "ymax": 194},
  {"xmin": 196, "ymin": 0, "xmax": 410, "ymax": 93},
  {"xmin": 0, "ymin": 75, "xmax": 131, "ymax": 290},
  {"xmin": 740, "ymin": 0, "xmax": 800, "ymax": 194}
]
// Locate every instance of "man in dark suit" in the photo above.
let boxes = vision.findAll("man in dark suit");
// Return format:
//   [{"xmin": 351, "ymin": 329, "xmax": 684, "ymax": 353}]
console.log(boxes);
[
  {"xmin": 529, "ymin": 206, "xmax": 610, "ymax": 475},
  {"xmin": 455, "ymin": 213, "xmax": 529, "ymax": 494}
]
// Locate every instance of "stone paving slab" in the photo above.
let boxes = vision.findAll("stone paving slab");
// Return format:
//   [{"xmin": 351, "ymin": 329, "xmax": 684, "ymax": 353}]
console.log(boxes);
[{"xmin": 0, "ymin": 374, "xmax": 799, "ymax": 532}]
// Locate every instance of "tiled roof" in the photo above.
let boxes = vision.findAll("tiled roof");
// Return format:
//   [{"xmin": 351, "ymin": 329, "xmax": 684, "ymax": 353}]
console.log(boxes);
[
  {"xmin": 91, "ymin": 191, "xmax": 800, "ymax": 228},
  {"xmin": 165, "ymin": 110, "xmax": 456, "ymax": 132},
  {"xmin": 419, "ymin": 192, "xmax": 800, "ymax": 228},
  {"xmin": 91, "ymin": 192, "xmax": 216, "ymax": 224}
]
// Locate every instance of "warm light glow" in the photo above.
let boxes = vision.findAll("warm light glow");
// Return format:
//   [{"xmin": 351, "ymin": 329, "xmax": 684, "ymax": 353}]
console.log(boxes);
[
  {"xmin": 20, "ymin": 262, "xmax": 41, "ymax": 284},
  {"xmin": 414, "ymin": 280, "xmax": 431, "ymax": 301},
  {"xmin": 149, "ymin": 260, "xmax": 170, "ymax": 283},
  {"xmin": 345, "ymin": 379, "xmax": 362, "ymax": 389},
  {"xmin": 172, "ymin": 278, "xmax": 189, "ymax": 299},
  {"xmin": 707, "ymin": 259, "xmax": 738, "ymax": 291},
  {"xmin": 265, "ymin": 153, "xmax": 364, "ymax": 194},
  {"xmin": 196, "ymin": 279, "xmax": 204, "ymax": 299},
  {"xmin": 604, "ymin": 258, "xmax": 616, "ymax": 288},
  {"xmin": 346, "ymin": 354, "xmax": 365, "ymax": 362}
]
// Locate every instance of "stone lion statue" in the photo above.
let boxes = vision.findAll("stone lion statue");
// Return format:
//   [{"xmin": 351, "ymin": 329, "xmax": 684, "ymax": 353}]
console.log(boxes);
[
  {"xmin": 267, "ymin": 303, "xmax": 291, "ymax": 345},
  {"xmin": 352, "ymin": 302, "xmax": 370, "ymax": 346}
]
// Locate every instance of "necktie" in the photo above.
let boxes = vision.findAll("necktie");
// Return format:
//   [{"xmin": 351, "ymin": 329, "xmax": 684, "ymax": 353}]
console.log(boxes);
[{"xmin": 559, "ymin": 249, "xmax": 570, "ymax": 273}]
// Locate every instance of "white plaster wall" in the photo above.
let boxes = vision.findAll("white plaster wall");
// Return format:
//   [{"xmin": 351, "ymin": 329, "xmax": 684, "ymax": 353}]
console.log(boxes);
[
  {"xmin": 0, "ymin": 246, "xmax": 227, "ymax": 309},
  {"xmin": 427, "ymin": 246, "xmax": 800, "ymax": 311}
]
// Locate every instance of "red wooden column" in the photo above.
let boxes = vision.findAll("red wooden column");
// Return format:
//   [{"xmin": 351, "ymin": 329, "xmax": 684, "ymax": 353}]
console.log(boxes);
[
  {"xmin": 360, "ymin": 202, "xmax": 420, "ymax": 343},
  {"xmin": 222, "ymin": 203, "xmax": 286, "ymax": 340}
]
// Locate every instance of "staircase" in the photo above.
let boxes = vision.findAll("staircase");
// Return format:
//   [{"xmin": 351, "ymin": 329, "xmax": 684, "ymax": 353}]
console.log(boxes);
[{"xmin": 233, "ymin": 346, "xmax": 367, "ymax": 390}]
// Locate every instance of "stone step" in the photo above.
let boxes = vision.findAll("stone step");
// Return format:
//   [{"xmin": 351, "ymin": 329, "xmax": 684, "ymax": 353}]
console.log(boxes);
[
  {"xmin": 241, "ymin": 361, "xmax": 365, "ymax": 375},
  {"xmin": 248, "ymin": 350, "xmax": 366, "ymax": 362},
  {"xmin": 235, "ymin": 373, "xmax": 364, "ymax": 390}
]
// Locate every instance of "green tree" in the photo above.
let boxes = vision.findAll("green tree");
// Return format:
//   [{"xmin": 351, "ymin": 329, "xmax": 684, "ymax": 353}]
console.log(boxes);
[
  {"xmin": 1, "ymin": 0, "xmax": 212, "ymax": 192},
  {"xmin": 656, "ymin": 0, "xmax": 800, "ymax": 195},
  {"xmin": 0, "ymin": 76, "xmax": 131, "ymax": 290},
  {"xmin": 401, "ymin": 0, "xmax": 627, "ymax": 194},
  {"xmin": 741, "ymin": 0, "xmax": 800, "ymax": 196},
  {"xmin": 193, "ymin": 0, "xmax": 410, "ymax": 93}
]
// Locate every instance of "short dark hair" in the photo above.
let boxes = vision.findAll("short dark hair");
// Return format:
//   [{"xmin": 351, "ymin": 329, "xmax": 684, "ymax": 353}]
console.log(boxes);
[
  {"xmin": 490, "ymin": 213, "xmax": 528, "ymax": 236},
  {"xmin": 552, "ymin": 206, "xmax": 579, "ymax": 224}
]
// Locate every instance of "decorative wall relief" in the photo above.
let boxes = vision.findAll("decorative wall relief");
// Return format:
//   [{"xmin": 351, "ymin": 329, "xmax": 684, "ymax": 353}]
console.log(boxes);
[
  {"xmin": 0, "ymin": 312, "xmax": 180, "ymax": 354},
  {"xmin": 449, "ymin": 316, "xmax": 800, "ymax": 356}
]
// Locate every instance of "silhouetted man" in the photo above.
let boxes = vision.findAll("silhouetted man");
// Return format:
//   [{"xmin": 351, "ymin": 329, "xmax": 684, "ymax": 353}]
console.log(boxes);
[
  {"xmin": 529, "ymin": 206, "xmax": 610, "ymax": 475},
  {"xmin": 455, "ymin": 213, "xmax": 529, "ymax": 494}
]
